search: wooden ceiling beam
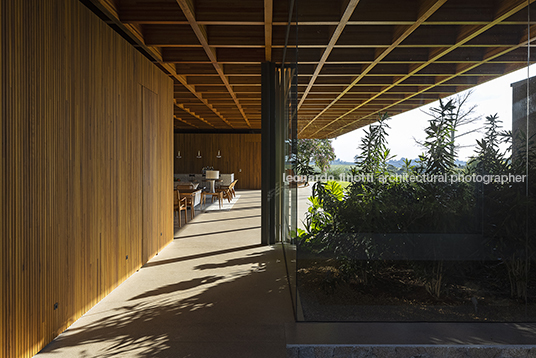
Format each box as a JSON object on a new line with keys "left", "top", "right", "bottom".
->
{"left": 174, "top": 115, "right": 200, "bottom": 128}
{"left": 93, "top": 0, "right": 237, "bottom": 132}
{"left": 297, "top": 0, "right": 361, "bottom": 111}
{"left": 307, "top": 0, "right": 535, "bottom": 138}
{"left": 320, "top": 22, "right": 536, "bottom": 139}
{"left": 299, "top": 0, "right": 448, "bottom": 136}
{"left": 265, "top": 0, "right": 273, "bottom": 61}
{"left": 119, "top": 10, "right": 536, "bottom": 26}
{"left": 176, "top": 0, "right": 252, "bottom": 128}
{"left": 162, "top": 63, "right": 234, "bottom": 128}
{"left": 94, "top": 0, "right": 536, "bottom": 134}
{"left": 91, "top": 0, "right": 163, "bottom": 61}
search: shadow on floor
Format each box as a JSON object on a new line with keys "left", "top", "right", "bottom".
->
{"left": 37, "top": 247, "right": 292, "bottom": 358}
{"left": 143, "top": 244, "right": 263, "bottom": 268}
{"left": 209, "top": 205, "right": 262, "bottom": 211}
{"left": 174, "top": 226, "right": 261, "bottom": 240}
{"left": 194, "top": 251, "right": 269, "bottom": 271}
{"left": 129, "top": 275, "right": 225, "bottom": 301}
{"left": 186, "top": 214, "right": 262, "bottom": 225}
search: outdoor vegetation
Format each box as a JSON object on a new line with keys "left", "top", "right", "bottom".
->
{"left": 295, "top": 96, "right": 536, "bottom": 321}
{"left": 296, "top": 138, "right": 336, "bottom": 176}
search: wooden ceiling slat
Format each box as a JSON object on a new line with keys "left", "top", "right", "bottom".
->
{"left": 299, "top": 0, "right": 449, "bottom": 136}
{"left": 194, "top": 0, "right": 265, "bottom": 22}
{"left": 307, "top": 0, "right": 536, "bottom": 138}
{"left": 90, "top": 0, "right": 535, "bottom": 135}
{"left": 174, "top": 115, "right": 200, "bottom": 128}
{"left": 175, "top": 102, "right": 217, "bottom": 127}
{"left": 144, "top": 24, "right": 200, "bottom": 46}
{"left": 163, "top": 63, "right": 234, "bottom": 128}
{"left": 265, "top": 0, "right": 273, "bottom": 61}
{"left": 176, "top": 0, "right": 253, "bottom": 128}
{"left": 321, "top": 22, "right": 536, "bottom": 138}
{"left": 297, "top": 0, "right": 361, "bottom": 110}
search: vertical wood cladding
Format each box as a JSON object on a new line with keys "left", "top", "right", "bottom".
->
{"left": 174, "top": 134, "right": 262, "bottom": 189}
{"left": 0, "top": 1, "right": 173, "bottom": 357}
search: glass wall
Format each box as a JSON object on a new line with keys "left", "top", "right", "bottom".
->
{"left": 279, "top": 64, "right": 299, "bottom": 318}
{"left": 292, "top": 5, "right": 536, "bottom": 322}
{"left": 261, "top": 0, "right": 299, "bottom": 316}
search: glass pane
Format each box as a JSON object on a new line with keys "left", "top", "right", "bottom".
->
{"left": 295, "top": 4, "right": 536, "bottom": 322}
{"left": 279, "top": 3, "right": 299, "bottom": 317}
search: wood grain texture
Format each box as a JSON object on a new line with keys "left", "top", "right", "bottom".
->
{"left": 0, "top": 1, "right": 173, "bottom": 357}
{"left": 93, "top": 0, "right": 535, "bottom": 138}
{"left": 174, "top": 133, "right": 261, "bottom": 189}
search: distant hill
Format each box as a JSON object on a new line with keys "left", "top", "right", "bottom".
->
{"left": 331, "top": 157, "right": 467, "bottom": 167}
{"left": 387, "top": 158, "right": 467, "bottom": 168}
{"left": 331, "top": 158, "right": 354, "bottom": 165}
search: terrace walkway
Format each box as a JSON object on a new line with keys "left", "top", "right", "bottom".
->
{"left": 35, "top": 190, "right": 295, "bottom": 358}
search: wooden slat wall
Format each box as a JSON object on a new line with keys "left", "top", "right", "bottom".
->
{"left": 174, "top": 133, "right": 262, "bottom": 189}
{"left": 0, "top": 1, "right": 173, "bottom": 357}
{"left": 0, "top": 2, "right": 4, "bottom": 357}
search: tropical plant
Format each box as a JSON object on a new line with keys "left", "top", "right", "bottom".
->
{"left": 297, "top": 98, "right": 534, "bottom": 303}
{"left": 468, "top": 114, "right": 534, "bottom": 300}
{"left": 303, "top": 181, "right": 345, "bottom": 234}
{"left": 417, "top": 98, "right": 458, "bottom": 175}
{"left": 470, "top": 113, "right": 508, "bottom": 176}
{"left": 353, "top": 112, "right": 394, "bottom": 176}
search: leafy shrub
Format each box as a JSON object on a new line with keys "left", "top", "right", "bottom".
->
{"left": 297, "top": 103, "right": 536, "bottom": 301}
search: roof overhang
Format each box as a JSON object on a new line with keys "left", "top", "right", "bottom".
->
{"left": 83, "top": 0, "right": 536, "bottom": 138}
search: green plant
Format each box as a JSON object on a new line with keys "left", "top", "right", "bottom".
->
{"left": 467, "top": 114, "right": 535, "bottom": 300}
{"left": 423, "top": 261, "right": 444, "bottom": 298}
{"left": 353, "top": 112, "right": 394, "bottom": 177}
{"left": 418, "top": 99, "right": 457, "bottom": 175}
{"left": 297, "top": 138, "right": 336, "bottom": 174}
{"left": 295, "top": 158, "right": 318, "bottom": 176}
{"left": 324, "top": 165, "right": 351, "bottom": 180}
{"left": 470, "top": 114, "right": 508, "bottom": 176}
{"left": 297, "top": 99, "right": 535, "bottom": 303}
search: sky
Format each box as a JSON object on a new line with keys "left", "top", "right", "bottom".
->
{"left": 332, "top": 64, "right": 536, "bottom": 162}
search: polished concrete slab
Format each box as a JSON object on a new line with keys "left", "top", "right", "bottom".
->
{"left": 35, "top": 190, "right": 295, "bottom": 358}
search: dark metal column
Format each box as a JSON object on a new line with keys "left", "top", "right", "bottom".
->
{"left": 261, "top": 62, "right": 276, "bottom": 245}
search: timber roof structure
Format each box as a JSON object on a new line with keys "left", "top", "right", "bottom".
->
{"left": 87, "top": 0, "right": 536, "bottom": 138}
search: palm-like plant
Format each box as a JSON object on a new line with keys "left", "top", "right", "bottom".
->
{"left": 418, "top": 99, "right": 457, "bottom": 175}
{"left": 353, "top": 112, "right": 394, "bottom": 177}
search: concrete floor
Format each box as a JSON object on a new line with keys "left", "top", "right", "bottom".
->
{"left": 35, "top": 190, "right": 295, "bottom": 358}
{"left": 34, "top": 186, "right": 536, "bottom": 357}
{"left": 297, "top": 182, "right": 313, "bottom": 231}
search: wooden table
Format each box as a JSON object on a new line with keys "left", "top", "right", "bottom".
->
{"left": 202, "top": 178, "right": 222, "bottom": 193}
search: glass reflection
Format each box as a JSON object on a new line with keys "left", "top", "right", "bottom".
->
{"left": 296, "top": 68, "right": 535, "bottom": 322}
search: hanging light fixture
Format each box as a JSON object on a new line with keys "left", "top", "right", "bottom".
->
{"left": 196, "top": 150, "right": 202, "bottom": 159}
{"left": 176, "top": 150, "right": 182, "bottom": 159}
{"left": 216, "top": 150, "right": 221, "bottom": 159}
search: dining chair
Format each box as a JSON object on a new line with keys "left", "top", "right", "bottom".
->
{"left": 201, "top": 191, "right": 223, "bottom": 209}
{"left": 184, "top": 193, "right": 196, "bottom": 220}
{"left": 217, "top": 179, "right": 238, "bottom": 202}
{"left": 174, "top": 189, "right": 188, "bottom": 227}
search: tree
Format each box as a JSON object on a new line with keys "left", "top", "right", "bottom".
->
{"left": 419, "top": 90, "right": 482, "bottom": 157}
{"left": 297, "top": 139, "right": 336, "bottom": 174}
